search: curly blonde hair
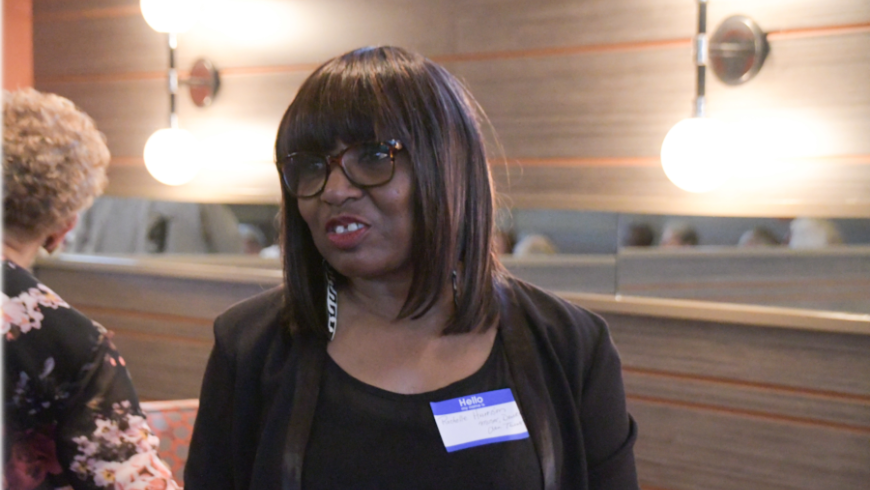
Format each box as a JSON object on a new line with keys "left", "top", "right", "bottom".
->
{"left": 3, "top": 88, "right": 110, "bottom": 240}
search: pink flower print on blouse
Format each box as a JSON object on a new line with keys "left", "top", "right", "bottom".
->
{"left": 34, "top": 284, "right": 69, "bottom": 309}
{"left": 2, "top": 284, "right": 70, "bottom": 340}
{"left": 0, "top": 292, "right": 28, "bottom": 340}
{"left": 70, "top": 403, "right": 179, "bottom": 490}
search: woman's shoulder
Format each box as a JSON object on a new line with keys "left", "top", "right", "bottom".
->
{"left": 211, "top": 285, "right": 288, "bottom": 357}
{"left": 503, "top": 276, "right": 606, "bottom": 330}
{"left": 501, "top": 276, "right": 610, "bottom": 362}
{"left": 3, "top": 259, "right": 106, "bottom": 351}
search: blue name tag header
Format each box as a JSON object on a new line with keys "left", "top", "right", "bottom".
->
{"left": 430, "top": 388, "right": 517, "bottom": 415}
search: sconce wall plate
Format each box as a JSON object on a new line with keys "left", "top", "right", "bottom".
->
{"left": 709, "top": 15, "right": 769, "bottom": 85}
{"left": 188, "top": 58, "right": 220, "bottom": 107}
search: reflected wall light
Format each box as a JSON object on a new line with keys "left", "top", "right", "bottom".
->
{"left": 140, "top": 0, "right": 219, "bottom": 186}
{"left": 661, "top": 0, "right": 769, "bottom": 193}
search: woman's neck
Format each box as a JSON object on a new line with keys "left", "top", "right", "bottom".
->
{"left": 340, "top": 274, "right": 454, "bottom": 337}
{"left": 3, "top": 237, "right": 42, "bottom": 269}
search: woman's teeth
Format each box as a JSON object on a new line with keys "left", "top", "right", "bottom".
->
{"left": 333, "top": 223, "right": 363, "bottom": 234}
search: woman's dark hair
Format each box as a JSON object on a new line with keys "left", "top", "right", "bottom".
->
{"left": 275, "top": 46, "right": 502, "bottom": 339}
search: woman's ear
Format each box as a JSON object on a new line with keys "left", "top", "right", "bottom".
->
{"left": 42, "top": 214, "right": 79, "bottom": 253}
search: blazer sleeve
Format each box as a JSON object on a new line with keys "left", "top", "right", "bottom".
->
{"left": 579, "top": 313, "right": 639, "bottom": 490}
{"left": 185, "top": 323, "right": 236, "bottom": 489}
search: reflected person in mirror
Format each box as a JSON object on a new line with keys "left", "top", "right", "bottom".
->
{"left": 2, "top": 89, "right": 180, "bottom": 490}
{"left": 185, "top": 46, "right": 639, "bottom": 490}
{"left": 659, "top": 222, "right": 699, "bottom": 247}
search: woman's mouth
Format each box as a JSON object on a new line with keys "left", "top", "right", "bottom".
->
{"left": 325, "top": 218, "right": 369, "bottom": 249}
{"left": 330, "top": 222, "right": 365, "bottom": 234}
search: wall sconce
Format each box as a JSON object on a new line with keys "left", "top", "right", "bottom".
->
{"left": 660, "top": 0, "right": 769, "bottom": 193}
{"left": 140, "top": 0, "right": 219, "bottom": 186}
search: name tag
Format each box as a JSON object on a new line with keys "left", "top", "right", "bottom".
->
{"left": 430, "top": 388, "right": 529, "bottom": 452}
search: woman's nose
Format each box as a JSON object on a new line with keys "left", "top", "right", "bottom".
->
{"left": 320, "top": 163, "right": 363, "bottom": 205}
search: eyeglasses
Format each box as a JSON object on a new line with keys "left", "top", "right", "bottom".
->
{"left": 279, "top": 140, "right": 404, "bottom": 198}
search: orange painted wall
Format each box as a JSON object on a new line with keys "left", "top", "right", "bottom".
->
{"left": 3, "top": 0, "right": 34, "bottom": 90}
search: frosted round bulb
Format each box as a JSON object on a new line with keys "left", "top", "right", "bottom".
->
{"left": 660, "top": 117, "right": 732, "bottom": 193}
{"left": 143, "top": 128, "right": 202, "bottom": 186}
{"left": 140, "top": 0, "right": 203, "bottom": 33}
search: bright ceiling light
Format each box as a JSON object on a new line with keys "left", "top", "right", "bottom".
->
{"left": 143, "top": 128, "right": 202, "bottom": 186}
{"left": 661, "top": 117, "right": 731, "bottom": 193}
{"left": 140, "top": 0, "right": 204, "bottom": 33}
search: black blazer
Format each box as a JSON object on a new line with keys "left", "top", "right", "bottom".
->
{"left": 184, "top": 278, "right": 638, "bottom": 490}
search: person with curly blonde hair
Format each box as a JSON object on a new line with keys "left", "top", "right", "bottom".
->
{"left": 3, "top": 89, "right": 180, "bottom": 490}
{"left": 3, "top": 88, "right": 110, "bottom": 257}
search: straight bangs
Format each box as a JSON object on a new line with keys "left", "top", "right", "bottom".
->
{"left": 276, "top": 54, "right": 412, "bottom": 158}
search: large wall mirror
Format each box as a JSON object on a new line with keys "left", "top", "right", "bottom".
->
{"left": 62, "top": 196, "right": 870, "bottom": 317}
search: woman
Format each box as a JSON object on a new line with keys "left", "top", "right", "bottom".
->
{"left": 3, "top": 89, "right": 179, "bottom": 490}
{"left": 186, "top": 46, "right": 638, "bottom": 489}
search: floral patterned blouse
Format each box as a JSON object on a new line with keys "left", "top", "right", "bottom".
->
{"left": 3, "top": 259, "right": 180, "bottom": 490}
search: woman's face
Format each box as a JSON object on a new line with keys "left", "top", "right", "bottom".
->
{"left": 297, "top": 141, "right": 415, "bottom": 283}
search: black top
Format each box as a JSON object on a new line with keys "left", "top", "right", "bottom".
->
{"left": 185, "top": 278, "right": 639, "bottom": 490}
{"left": 2, "top": 259, "right": 179, "bottom": 490}
{"left": 303, "top": 335, "right": 543, "bottom": 489}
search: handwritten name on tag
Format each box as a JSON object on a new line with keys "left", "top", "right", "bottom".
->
{"left": 430, "top": 388, "right": 529, "bottom": 452}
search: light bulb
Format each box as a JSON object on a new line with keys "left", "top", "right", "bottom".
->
{"left": 660, "top": 117, "right": 732, "bottom": 193}
{"left": 143, "top": 128, "right": 202, "bottom": 186}
{"left": 140, "top": 0, "right": 204, "bottom": 33}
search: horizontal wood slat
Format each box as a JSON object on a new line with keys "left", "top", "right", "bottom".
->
{"left": 34, "top": 267, "right": 274, "bottom": 318}
{"left": 629, "top": 400, "right": 870, "bottom": 490}
{"left": 624, "top": 371, "right": 870, "bottom": 431}
{"left": 111, "top": 333, "right": 211, "bottom": 401}
{"left": 604, "top": 313, "right": 870, "bottom": 397}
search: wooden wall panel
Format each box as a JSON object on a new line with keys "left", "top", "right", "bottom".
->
{"left": 31, "top": 0, "right": 870, "bottom": 217}
{"left": 36, "top": 78, "right": 166, "bottom": 161}
{"left": 603, "top": 313, "right": 870, "bottom": 396}
{"left": 34, "top": 14, "right": 164, "bottom": 78}
{"left": 456, "top": 0, "right": 696, "bottom": 52}
{"left": 451, "top": 47, "right": 692, "bottom": 159}
{"left": 705, "top": 0, "right": 870, "bottom": 32}
{"left": 623, "top": 370, "right": 870, "bottom": 430}
{"left": 458, "top": 0, "right": 870, "bottom": 53}
{"left": 602, "top": 309, "right": 870, "bottom": 489}
{"left": 34, "top": 267, "right": 276, "bottom": 318}
{"left": 33, "top": 0, "right": 138, "bottom": 14}
{"left": 630, "top": 401, "right": 870, "bottom": 490}
{"left": 177, "top": 0, "right": 457, "bottom": 70}
{"left": 111, "top": 333, "right": 212, "bottom": 401}
{"left": 492, "top": 163, "right": 870, "bottom": 217}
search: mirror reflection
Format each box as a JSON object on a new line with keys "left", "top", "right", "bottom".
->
{"left": 616, "top": 214, "right": 870, "bottom": 314}
{"left": 65, "top": 197, "right": 869, "bottom": 315}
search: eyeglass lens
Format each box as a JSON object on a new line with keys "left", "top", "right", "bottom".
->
{"left": 283, "top": 141, "right": 397, "bottom": 198}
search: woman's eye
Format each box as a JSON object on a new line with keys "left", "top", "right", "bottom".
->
{"left": 297, "top": 157, "right": 326, "bottom": 172}
{"left": 358, "top": 147, "right": 390, "bottom": 164}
